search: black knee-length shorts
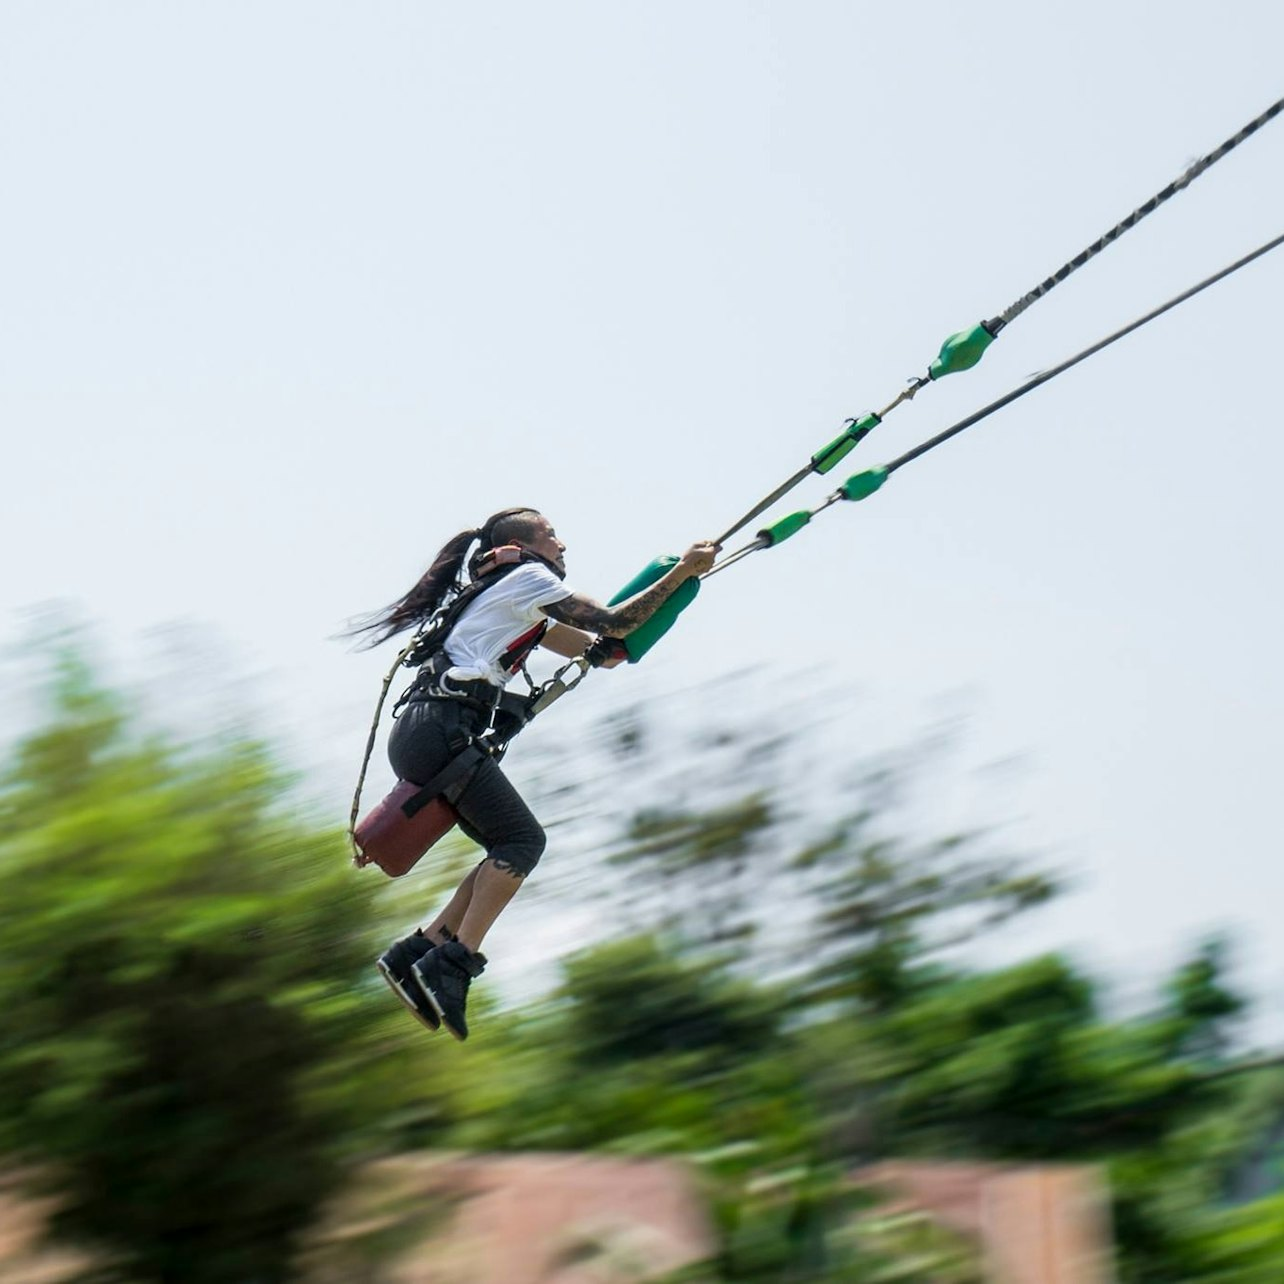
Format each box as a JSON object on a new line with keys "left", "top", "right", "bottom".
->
{"left": 387, "top": 698, "right": 546, "bottom": 875}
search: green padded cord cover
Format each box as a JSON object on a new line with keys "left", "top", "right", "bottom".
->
{"left": 607, "top": 556, "right": 702, "bottom": 661}
{"left": 928, "top": 322, "right": 995, "bottom": 380}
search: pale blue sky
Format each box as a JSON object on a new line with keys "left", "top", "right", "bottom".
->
{"left": 3, "top": 3, "right": 1282, "bottom": 1030}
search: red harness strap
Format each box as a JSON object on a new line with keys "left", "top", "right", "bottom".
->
{"left": 498, "top": 620, "right": 549, "bottom": 674}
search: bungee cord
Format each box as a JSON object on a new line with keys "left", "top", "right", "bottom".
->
{"left": 704, "top": 229, "right": 1284, "bottom": 579}
{"left": 714, "top": 94, "right": 1284, "bottom": 547}
{"left": 353, "top": 97, "right": 1284, "bottom": 870}
{"left": 884, "top": 235, "right": 1284, "bottom": 476}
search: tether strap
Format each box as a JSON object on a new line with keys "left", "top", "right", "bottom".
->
{"left": 348, "top": 638, "right": 416, "bottom": 856}
{"left": 401, "top": 743, "right": 487, "bottom": 819}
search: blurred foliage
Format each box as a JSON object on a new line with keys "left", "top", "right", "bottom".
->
{"left": 5, "top": 645, "right": 1284, "bottom": 1281}
{"left": 654, "top": 1163, "right": 983, "bottom": 1283}
{"left": 0, "top": 638, "right": 449, "bottom": 1280}
{"left": 460, "top": 691, "right": 1275, "bottom": 1281}
{"left": 1170, "top": 1189, "right": 1284, "bottom": 1282}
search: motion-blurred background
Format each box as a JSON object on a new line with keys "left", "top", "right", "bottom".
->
{"left": 3, "top": 3, "right": 1284, "bottom": 1279}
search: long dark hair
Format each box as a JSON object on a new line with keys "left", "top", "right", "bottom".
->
{"left": 350, "top": 507, "right": 542, "bottom": 648}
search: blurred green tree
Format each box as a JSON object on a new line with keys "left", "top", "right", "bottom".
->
{"left": 868, "top": 952, "right": 1238, "bottom": 1151}
{"left": 562, "top": 934, "right": 778, "bottom": 1067}
{"left": 530, "top": 695, "right": 1265, "bottom": 1281}
{"left": 0, "top": 640, "right": 431, "bottom": 1281}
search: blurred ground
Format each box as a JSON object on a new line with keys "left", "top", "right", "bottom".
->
{"left": 1, "top": 1155, "right": 1119, "bottom": 1283}
{"left": 0, "top": 1155, "right": 713, "bottom": 1284}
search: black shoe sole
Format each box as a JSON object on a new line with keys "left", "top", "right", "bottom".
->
{"left": 413, "top": 970, "right": 467, "bottom": 1042}
{"left": 376, "top": 957, "right": 441, "bottom": 1033}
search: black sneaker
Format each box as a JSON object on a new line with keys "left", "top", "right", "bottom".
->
{"left": 413, "top": 940, "right": 487, "bottom": 1041}
{"left": 376, "top": 930, "right": 440, "bottom": 1032}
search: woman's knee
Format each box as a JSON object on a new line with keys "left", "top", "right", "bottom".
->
{"left": 493, "top": 822, "right": 546, "bottom": 877}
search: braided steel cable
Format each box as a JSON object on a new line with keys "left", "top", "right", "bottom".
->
{"left": 989, "top": 95, "right": 1284, "bottom": 333}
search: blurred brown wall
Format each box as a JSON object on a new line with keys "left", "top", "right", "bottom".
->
{"left": 857, "top": 1161, "right": 1115, "bottom": 1284}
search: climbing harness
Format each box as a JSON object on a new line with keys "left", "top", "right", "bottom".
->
{"left": 349, "top": 548, "right": 595, "bottom": 872}
{"left": 349, "top": 552, "right": 534, "bottom": 859}
{"left": 351, "top": 95, "right": 1284, "bottom": 876}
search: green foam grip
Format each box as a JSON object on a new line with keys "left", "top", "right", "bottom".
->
{"left": 811, "top": 431, "right": 857, "bottom": 474}
{"left": 840, "top": 467, "right": 887, "bottom": 502}
{"left": 607, "top": 555, "right": 702, "bottom": 662}
{"left": 928, "top": 322, "right": 995, "bottom": 380}
{"left": 760, "top": 510, "right": 811, "bottom": 546}
{"left": 812, "top": 413, "right": 882, "bottom": 475}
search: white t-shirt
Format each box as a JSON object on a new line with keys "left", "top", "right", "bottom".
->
{"left": 443, "top": 563, "right": 574, "bottom": 688}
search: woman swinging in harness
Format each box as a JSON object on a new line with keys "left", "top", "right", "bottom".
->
{"left": 354, "top": 508, "right": 719, "bottom": 1040}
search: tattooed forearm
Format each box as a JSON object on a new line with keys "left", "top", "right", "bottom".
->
{"left": 543, "top": 595, "right": 623, "bottom": 633}
{"left": 544, "top": 568, "right": 691, "bottom": 636}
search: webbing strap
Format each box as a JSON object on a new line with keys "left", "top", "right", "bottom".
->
{"left": 401, "top": 744, "right": 487, "bottom": 819}
{"left": 498, "top": 620, "right": 548, "bottom": 674}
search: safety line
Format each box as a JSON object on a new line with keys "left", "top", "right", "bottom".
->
{"left": 713, "top": 94, "right": 1284, "bottom": 547}
{"left": 886, "top": 229, "right": 1284, "bottom": 475}
{"left": 991, "top": 95, "right": 1284, "bottom": 332}
{"left": 705, "top": 229, "right": 1284, "bottom": 578}
{"left": 349, "top": 637, "right": 417, "bottom": 857}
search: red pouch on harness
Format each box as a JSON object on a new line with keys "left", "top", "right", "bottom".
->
{"left": 353, "top": 781, "right": 460, "bottom": 878}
